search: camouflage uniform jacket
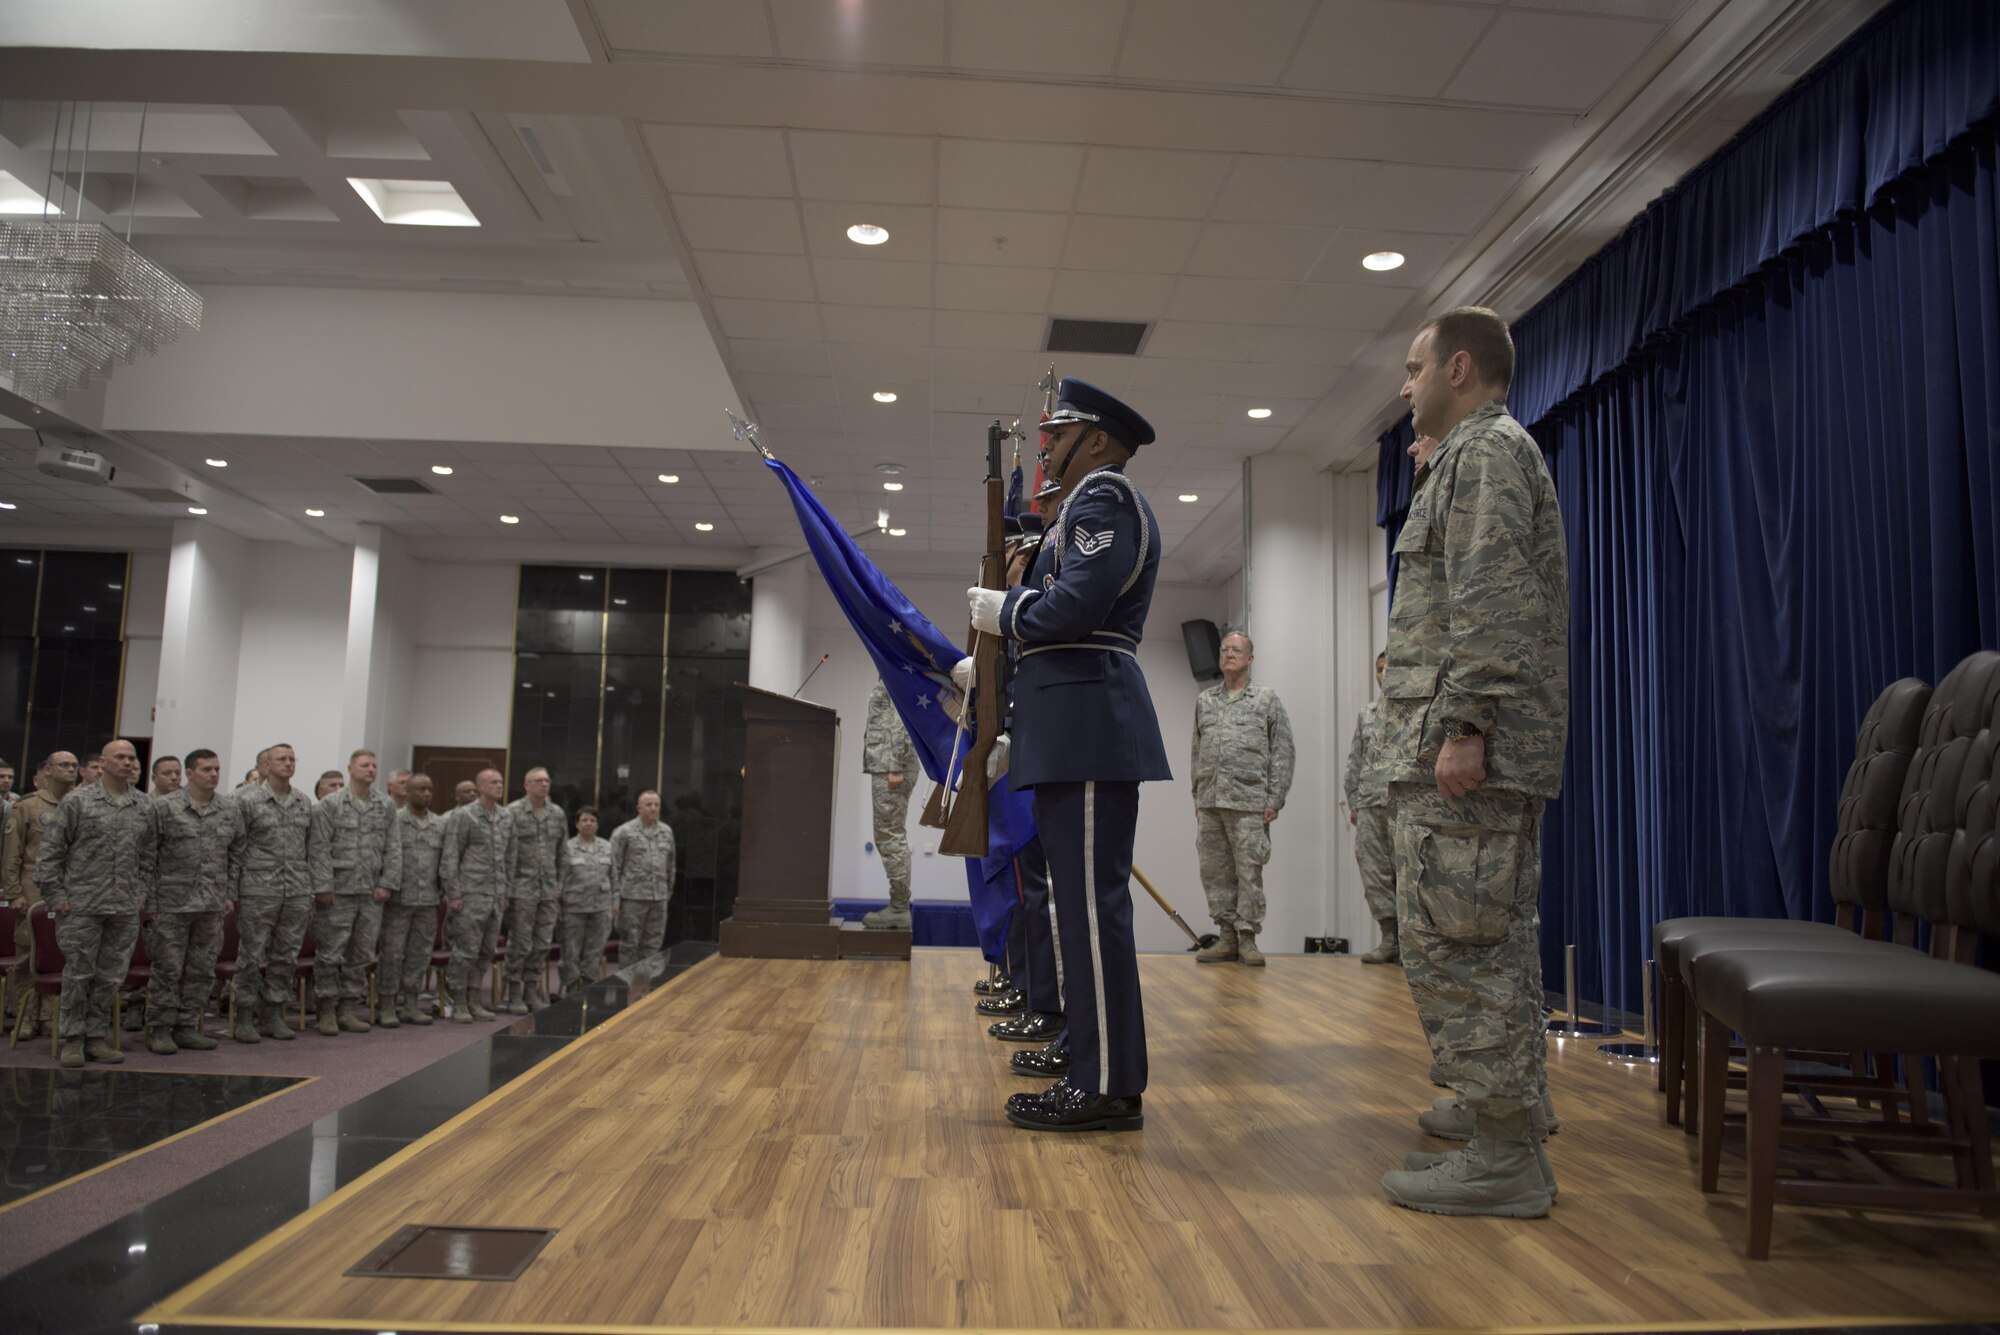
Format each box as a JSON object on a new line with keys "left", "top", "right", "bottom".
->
{"left": 154, "top": 789, "right": 246, "bottom": 913}
{"left": 392, "top": 808, "right": 446, "bottom": 907}
{"left": 36, "top": 782, "right": 158, "bottom": 915}
{"left": 442, "top": 801, "right": 516, "bottom": 901}
{"left": 1343, "top": 698, "right": 1392, "bottom": 810}
{"left": 1190, "top": 682, "right": 1297, "bottom": 812}
{"left": 608, "top": 818, "right": 675, "bottom": 901}
{"left": 237, "top": 785, "right": 315, "bottom": 899}
{"left": 1381, "top": 399, "right": 1570, "bottom": 798}
{"left": 309, "top": 788, "right": 403, "bottom": 897}
{"left": 2, "top": 785, "right": 65, "bottom": 906}
{"left": 562, "top": 836, "right": 616, "bottom": 914}
{"left": 862, "top": 680, "right": 918, "bottom": 774}
{"left": 507, "top": 798, "right": 567, "bottom": 901}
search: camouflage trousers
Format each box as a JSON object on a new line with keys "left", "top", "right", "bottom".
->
{"left": 234, "top": 896, "right": 312, "bottom": 1013}
{"left": 560, "top": 908, "right": 612, "bottom": 991}
{"left": 620, "top": 897, "right": 669, "bottom": 963}
{"left": 1391, "top": 783, "right": 1548, "bottom": 1114}
{"left": 502, "top": 894, "right": 560, "bottom": 995}
{"left": 444, "top": 895, "right": 503, "bottom": 1008}
{"left": 1194, "top": 807, "right": 1270, "bottom": 931}
{"left": 313, "top": 895, "right": 384, "bottom": 1005}
{"left": 7, "top": 906, "right": 54, "bottom": 1024}
{"left": 378, "top": 900, "right": 438, "bottom": 1001}
{"left": 870, "top": 773, "right": 913, "bottom": 904}
{"left": 145, "top": 910, "right": 225, "bottom": 1031}
{"left": 55, "top": 912, "right": 140, "bottom": 1041}
{"left": 1354, "top": 803, "right": 1397, "bottom": 924}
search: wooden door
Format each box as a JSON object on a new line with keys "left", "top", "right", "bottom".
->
{"left": 411, "top": 746, "right": 508, "bottom": 813}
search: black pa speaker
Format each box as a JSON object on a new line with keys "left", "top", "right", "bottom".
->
{"left": 1181, "top": 619, "right": 1222, "bottom": 682}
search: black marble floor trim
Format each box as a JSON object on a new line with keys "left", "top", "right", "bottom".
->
{"left": 0, "top": 940, "right": 716, "bottom": 1335}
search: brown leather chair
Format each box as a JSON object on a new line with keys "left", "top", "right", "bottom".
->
{"left": 1691, "top": 665, "right": 2000, "bottom": 1258}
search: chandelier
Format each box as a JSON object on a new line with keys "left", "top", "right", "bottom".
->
{"left": 0, "top": 103, "right": 202, "bottom": 405}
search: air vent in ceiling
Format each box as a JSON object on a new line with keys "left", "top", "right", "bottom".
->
{"left": 354, "top": 476, "right": 437, "bottom": 495}
{"left": 1045, "top": 317, "right": 1150, "bottom": 356}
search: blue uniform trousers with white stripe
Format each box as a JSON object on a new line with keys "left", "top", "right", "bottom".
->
{"left": 1034, "top": 780, "right": 1145, "bottom": 1097}
{"left": 1014, "top": 835, "right": 1063, "bottom": 1018}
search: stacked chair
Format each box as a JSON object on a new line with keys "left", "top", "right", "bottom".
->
{"left": 1687, "top": 651, "right": 2000, "bottom": 1257}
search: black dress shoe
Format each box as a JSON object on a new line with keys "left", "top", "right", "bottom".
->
{"left": 1006, "top": 1078, "right": 1143, "bottom": 1132}
{"left": 975, "top": 991, "right": 1025, "bottom": 1016}
{"left": 1010, "top": 1041, "right": 1071, "bottom": 1078}
{"left": 973, "top": 974, "right": 1013, "bottom": 996}
{"left": 989, "top": 1011, "right": 1064, "bottom": 1042}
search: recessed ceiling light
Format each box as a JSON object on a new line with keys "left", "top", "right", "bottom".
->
{"left": 695, "top": 522, "right": 715, "bottom": 532}
{"left": 82, "top": 604, "right": 97, "bottom": 612}
{"left": 888, "top": 527, "right": 907, "bottom": 537}
{"left": 657, "top": 473, "right": 679, "bottom": 484}
{"left": 846, "top": 223, "right": 889, "bottom": 246}
{"left": 347, "top": 177, "right": 480, "bottom": 227}
{"left": 0, "top": 501, "right": 14, "bottom": 510}
{"left": 872, "top": 391, "right": 898, "bottom": 403}
{"left": 1246, "top": 407, "right": 1273, "bottom": 419}
{"left": 882, "top": 481, "right": 904, "bottom": 492}
{"left": 500, "top": 514, "right": 520, "bottom": 524}
{"left": 521, "top": 682, "right": 534, "bottom": 689}
{"left": 16, "top": 557, "right": 33, "bottom": 564}
{"left": 613, "top": 597, "right": 628, "bottom": 606}
{"left": 204, "top": 457, "right": 227, "bottom": 468}
{"left": 108, "top": 582, "right": 122, "bottom": 589}
{"left": 305, "top": 508, "right": 325, "bottom": 517}
{"left": 1362, "top": 250, "right": 1406, "bottom": 272}
{"left": 431, "top": 464, "right": 454, "bottom": 476}
{"left": 579, "top": 572, "right": 595, "bottom": 581}
{"left": 1178, "top": 493, "right": 1199, "bottom": 503}
{"left": 187, "top": 506, "right": 207, "bottom": 515}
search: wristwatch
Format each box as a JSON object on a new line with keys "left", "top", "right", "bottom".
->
{"left": 1445, "top": 720, "right": 1482, "bottom": 741}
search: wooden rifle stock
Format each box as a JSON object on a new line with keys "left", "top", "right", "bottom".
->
{"left": 934, "top": 420, "right": 1008, "bottom": 857}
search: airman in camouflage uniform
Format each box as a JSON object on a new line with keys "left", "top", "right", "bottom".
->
{"left": 232, "top": 744, "right": 315, "bottom": 1043}
{"left": 3, "top": 751, "right": 78, "bottom": 1037}
{"left": 309, "top": 750, "right": 403, "bottom": 1036}
{"left": 557, "top": 808, "right": 615, "bottom": 994}
{"left": 860, "top": 679, "right": 919, "bottom": 930}
{"left": 1376, "top": 309, "right": 1568, "bottom": 1219}
{"left": 440, "top": 769, "right": 515, "bottom": 1022}
{"left": 1190, "top": 634, "right": 1295, "bottom": 967}
{"left": 501, "top": 769, "right": 566, "bottom": 1012}
{"left": 379, "top": 774, "right": 445, "bottom": 1027}
{"left": 1345, "top": 655, "right": 1399, "bottom": 964}
{"left": 37, "top": 741, "right": 156, "bottom": 1067}
{"left": 610, "top": 791, "right": 675, "bottom": 962}
{"left": 145, "top": 749, "right": 243, "bottom": 1053}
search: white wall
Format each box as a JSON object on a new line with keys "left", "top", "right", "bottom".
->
{"left": 152, "top": 523, "right": 249, "bottom": 768}
{"left": 227, "top": 544, "right": 352, "bottom": 781}
{"left": 118, "top": 549, "right": 169, "bottom": 737}
{"left": 408, "top": 562, "right": 517, "bottom": 751}
{"left": 803, "top": 566, "right": 1229, "bottom": 954}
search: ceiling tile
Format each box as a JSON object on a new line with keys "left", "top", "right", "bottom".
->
{"left": 788, "top": 131, "right": 935, "bottom": 204}
{"left": 1049, "top": 269, "right": 1177, "bottom": 321}
{"left": 946, "top": 0, "right": 1126, "bottom": 75}
{"left": 1183, "top": 221, "right": 1336, "bottom": 281}
{"left": 769, "top": 0, "right": 946, "bottom": 64}
{"left": 1223, "top": 363, "right": 1341, "bottom": 399}
{"left": 593, "top": 0, "right": 774, "bottom": 57}
{"left": 936, "top": 264, "right": 1054, "bottom": 314}
{"left": 1060, "top": 216, "right": 1200, "bottom": 273}
{"left": 1211, "top": 155, "right": 1378, "bottom": 227}
{"left": 1116, "top": 0, "right": 1317, "bottom": 86}
{"left": 932, "top": 310, "right": 1045, "bottom": 351}
{"left": 642, "top": 125, "right": 793, "bottom": 197}
{"left": 800, "top": 200, "right": 935, "bottom": 260}
{"left": 812, "top": 256, "right": 933, "bottom": 306}
{"left": 1275, "top": 281, "right": 1416, "bottom": 331}
{"left": 827, "top": 343, "right": 934, "bottom": 381}
{"left": 834, "top": 378, "right": 930, "bottom": 410}
{"left": 933, "top": 382, "right": 1035, "bottom": 416}
{"left": 1345, "top": 163, "right": 1522, "bottom": 234}
{"left": 936, "top": 208, "right": 1070, "bottom": 268}
{"left": 929, "top": 348, "right": 1043, "bottom": 386}
{"left": 730, "top": 338, "right": 833, "bottom": 376}
{"left": 939, "top": 139, "right": 1087, "bottom": 210}
{"left": 1075, "top": 147, "right": 1232, "bottom": 220}
{"left": 1283, "top": 0, "right": 1486, "bottom": 97}
{"left": 1309, "top": 230, "right": 1463, "bottom": 288}
{"left": 1128, "top": 358, "right": 1240, "bottom": 396}
{"left": 821, "top": 304, "right": 933, "bottom": 345}
{"left": 841, "top": 404, "right": 932, "bottom": 437}
{"left": 1167, "top": 276, "right": 1298, "bottom": 324}
{"left": 739, "top": 373, "right": 839, "bottom": 406}
{"left": 1143, "top": 321, "right": 1261, "bottom": 362}
{"left": 694, "top": 251, "right": 815, "bottom": 301}
{"left": 1445, "top": 10, "right": 1665, "bottom": 111}
{"left": 674, "top": 196, "right": 806, "bottom": 254}
{"left": 1251, "top": 325, "right": 1375, "bottom": 366}
{"left": 711, "top": 297, "right": 824, "bottom": 341}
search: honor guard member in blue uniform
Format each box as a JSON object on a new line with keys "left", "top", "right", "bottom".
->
{"left": 965, "top": 378, "right": 1171, "bottom": 1131}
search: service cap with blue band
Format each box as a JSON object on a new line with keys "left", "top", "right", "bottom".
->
{"left": 1039, "top": 377, "right": 1155, "bottom": 451}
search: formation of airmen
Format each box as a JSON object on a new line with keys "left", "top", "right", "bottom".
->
{"left": 0, "top": 742, "right": 679, "bottom": 1068}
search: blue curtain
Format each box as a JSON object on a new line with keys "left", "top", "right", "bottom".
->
{"left": 1375, "top": 0, "right": 2000, "bottom": 1017}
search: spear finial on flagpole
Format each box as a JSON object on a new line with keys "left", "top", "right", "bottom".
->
{"left": 727, "top": 408, "right": 772, "bottom": 459}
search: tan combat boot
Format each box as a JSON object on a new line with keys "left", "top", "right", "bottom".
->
{"left": 145, "top": 1028, "right": 179, "bottom": 1056}
{"left": 336, "top": 999, "right": 371, "bottom": 1033}
{"left": 174, "top": 1026, "right": 219, "bottom": 1051}
{"left": 84, "top": 1036, "right": 124, "bottom": 1064}
{"left": 863, "top": 882, "right": 913, "bottom": 930}
{"left": 1236, "top": 930, "right": 1267, "bottom": 967}
{"left": 60, "top": 1038, "right": 86, "bottom": 1068}
{"left": 317, "top": 999, "right": 340, "bottom": 1037}
{"left": 1406, "top": 1098, "right": 1558, "bottom": 1199}
{"left": 1195, "top": 923, "right": 1239, "bottom": 964}
{"left": 1360, "top": 919, "right": 1401, "bottom": 964}
{"left": 231, "top": 1007, "right": 261, "bottom": 1044}
{"left": 260, "top": 1002, "right": 296, "bottom": 1040}
{"left": 1382, "top": 1105, "right": 1550, "bottom": 1217}
{"left": 398, "top": 994, "right": 431, "bottom": 1026}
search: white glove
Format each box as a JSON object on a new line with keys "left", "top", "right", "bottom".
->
{"left": 968, "top": 586, "right": 1004, "bottom": 635}
{"left": 985, "top": 734, "right": 1011, "bottom": 783}
{"left": 951, "top": 655, "right": 975, "bottom": 692}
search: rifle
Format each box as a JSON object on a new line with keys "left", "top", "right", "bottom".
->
{"left": 920, "top": 419, "right": 1007, "bottom": 856}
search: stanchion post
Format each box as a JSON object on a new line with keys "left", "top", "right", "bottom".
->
{"left": 1600, "top": 954, "right": 1661, "bottom": 1064}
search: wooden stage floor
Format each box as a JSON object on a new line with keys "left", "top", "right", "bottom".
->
{"left": 146, "top": 950, "right": 2000, "bottom": 1333}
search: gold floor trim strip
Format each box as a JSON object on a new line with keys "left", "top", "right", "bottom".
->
{"left": 142, "top": 957, "right": 715, "bottom": 1325}
{"left": 0, "top": 1073, "right": 316, "bottom": 1218}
